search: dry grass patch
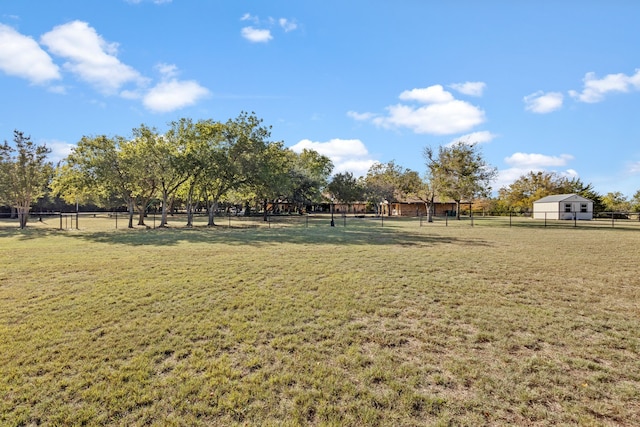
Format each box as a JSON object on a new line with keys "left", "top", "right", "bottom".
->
{"left": 0, "top": 220, "right": 639, "bottom": 425}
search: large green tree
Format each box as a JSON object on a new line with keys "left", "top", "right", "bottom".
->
{"left": 287, "top": 149, "right": 333, "bottom": 213}
{"left": 188, "top": 119, "right": 232, "bottom": 226}
{"left": 51, "top": 135, "right": 138, "bottom": 228}
{"left": 151, "top": 120, "right": 195, "bottom": 227}
{"left": 175, "top": 119, "right": 225, "bottom": 227}
{"left": 424, "top": 142, "right": 497, "bottom": 220}
{"left": 601, "top": 191, "right": 630, "bottom": 213}
{"left": 327, "top": 172, "right": 363, "bottom": 212}
{"left": 122, "top": 127, "right": 162, "bottom": 226}
{"left": 250, "top": 141, "right": 293, "bottom": 221}
{"left": 0, "top": 130, "right": 53, "bottom": 228}
{"left": 219, "top": 112, "right": 290, "bottom": 221}
{"left": 363, "top": 161, "right": 420, "bottom": 216}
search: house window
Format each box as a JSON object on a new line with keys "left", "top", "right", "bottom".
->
{"left": 580, "top": 203, "right": 587, "bottom": 213}
{"left": 564, "top": 203, "right": 572, "bottom": 213}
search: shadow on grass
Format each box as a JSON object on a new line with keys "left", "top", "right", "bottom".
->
{"left": 49, "top": 223, "right": 493, "bottom": 248}
{"left": 0, "top": 225, "right": 60, "bottom": 240}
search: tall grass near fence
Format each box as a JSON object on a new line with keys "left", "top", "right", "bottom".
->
{"left": 0, "top": 222, "right": 639, "bottom": 425}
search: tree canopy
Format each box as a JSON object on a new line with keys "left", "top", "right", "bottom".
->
{"left": 6, "top": 113, "right": 640, "bottom": 226}
{"left": 424, "top": 142, "right": 497, "bottom": 219}
{"left": 49, "top": 112, "right": 333, "bottom": 227}
{"left": 0, "top": 130, "right": 53, "bottom": 228}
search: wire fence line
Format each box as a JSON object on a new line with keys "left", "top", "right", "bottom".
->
{"left": 1, "top": 210, "right": 640, "bottom": 232}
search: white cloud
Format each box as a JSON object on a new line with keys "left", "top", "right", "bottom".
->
{"left": 505, "top": 152, "right": 574, "bottom": 168}
{"left": 241, "top": 13, "right": 258, "bottom": 23}
{"left": 241, "top": 26, "right": 273, "bottom": 43}
{"left": 346, "top": 111, "right": 376, "bottom": 121}
{"left": 495, "top": 168, "right": 529, "bottom": 191}
{"left": 449, "top": 131, "right": 496, "bottom": 146}
{"left": 2, "top": 21, "right": 208, "bottom": 112}
{"left": 40, "top": 21, "right": 145, "bottom": 94}
{"left": 399, "top": 85, "right": 454, "bottom": 103}
{"left": 374, "top": 100, "right": 485, "bottom": 135}
{"left": 279, "top": 18, "right": 298, "bottom": 32}
{"left": 524, "top": 91, "right": 563, "bottom": 113}
{"left": 290, "top": 138, "right": 377, "bottom": 177}
{"left": 569, "top": 69, "right": 640, "bottom": 103}
{"left": 498, "top": 153, "right": 578, "bottom": 189}
{"left": 141, "top": 63, "right": 209, "bottom": 112}
{"left": 353, "top": 84, "right": 485, "bottom": 135}
{"left": 240, "top": 14, "right": 298, "bottom": 42}
{"left": 0, "top": 24, "right": 61, "bottom": 84}
{"left": 44, "top": 139, "right": 75, "bottom": 163}
{"left": 449, "top": 81, "right": 486, "bottom": 97}
{"left": 155, "top": 62, "right": 178, "bottom": 78}
{"left": 143, "top": 78, "right": 210, "bottom": 113}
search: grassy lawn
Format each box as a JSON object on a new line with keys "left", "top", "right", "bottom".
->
{"left": 0, "top": 218, "right": 638, "bottom": 425}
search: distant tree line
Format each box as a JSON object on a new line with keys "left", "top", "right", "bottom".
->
{"left": 2, "top": 112, "right": 640, "bottom": 229}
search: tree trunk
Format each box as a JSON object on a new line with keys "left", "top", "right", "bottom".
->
{"left": 160, "top": 188, "right": 169, "bottom": 227}
{"left": 137, "top": 204, "right": 146, "bottom": 226}
{"left": 186, "top": 190, "right": 194, "bottom": 228}
{"left": 207, "top": 199, "right": 218, "bottom": 226}
{"left": 425, "top": 201, "right": 433, "bottom": 223}
{"left": 263, "top": 199, "right": 268, "bottom": 222}
{"left": 455, "top": 200, "right": 461, "bottom": 220}
{"left": 127, "top": 199, "right": 135, "bottom": 228}
{"left": 17, "top": 205, "right": 29, "bottom": 229}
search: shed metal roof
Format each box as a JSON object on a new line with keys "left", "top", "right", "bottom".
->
{"left": 534, "top": 194, "right": 593, "bottom": 203}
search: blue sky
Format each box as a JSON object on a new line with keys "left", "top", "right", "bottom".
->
{"left": 1, "top": 1, "right": 640, "bottom": 197}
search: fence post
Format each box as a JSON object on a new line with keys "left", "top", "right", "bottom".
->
{"left": 60, "top": 212, "right": 63, "bottom": 230}
{"left": 76, "top": 212, "right": 79, "bottom": 230}
{"left": 115, "top": 211, "right": 118, "bottom": 229}
{"left": 544, "top": 212, "right": 547, "bottom": 228}
{"left": 509, "top": 210, "right": 512, "bottom": 227}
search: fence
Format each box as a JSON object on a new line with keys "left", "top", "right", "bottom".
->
{"left": 1, "top": 210, "right": 640, "bottom": 232}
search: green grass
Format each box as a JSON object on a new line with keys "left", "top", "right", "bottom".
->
{"left": 0, "top": 219, "right": 639, "bottom": 425}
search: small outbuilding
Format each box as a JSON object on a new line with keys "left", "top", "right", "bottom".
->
{"left": 532, "top": 194, "right": 594, "bottom": 220}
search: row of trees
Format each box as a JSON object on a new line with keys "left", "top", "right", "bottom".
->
{"left": 0, "top": 113, "right": 502, "bottom": 228}
{"left": 51, "top": 112, "right": 333, "bottom": 228}
{"left": 327, "top": 142, "right": 498, "bottom": 221}
{"left": 2, "top": 112, "right": 639, "bottom": 229}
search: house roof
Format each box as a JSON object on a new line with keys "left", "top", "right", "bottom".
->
{"left": 397, "top": 196, "right": 459, "bottom": 204}
{"left": 534, "top": 194, "right": 593, "bottom": 203}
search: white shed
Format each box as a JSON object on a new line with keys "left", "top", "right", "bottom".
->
{"left": 533, "top": 194, "right": 593, "bottom": 220}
